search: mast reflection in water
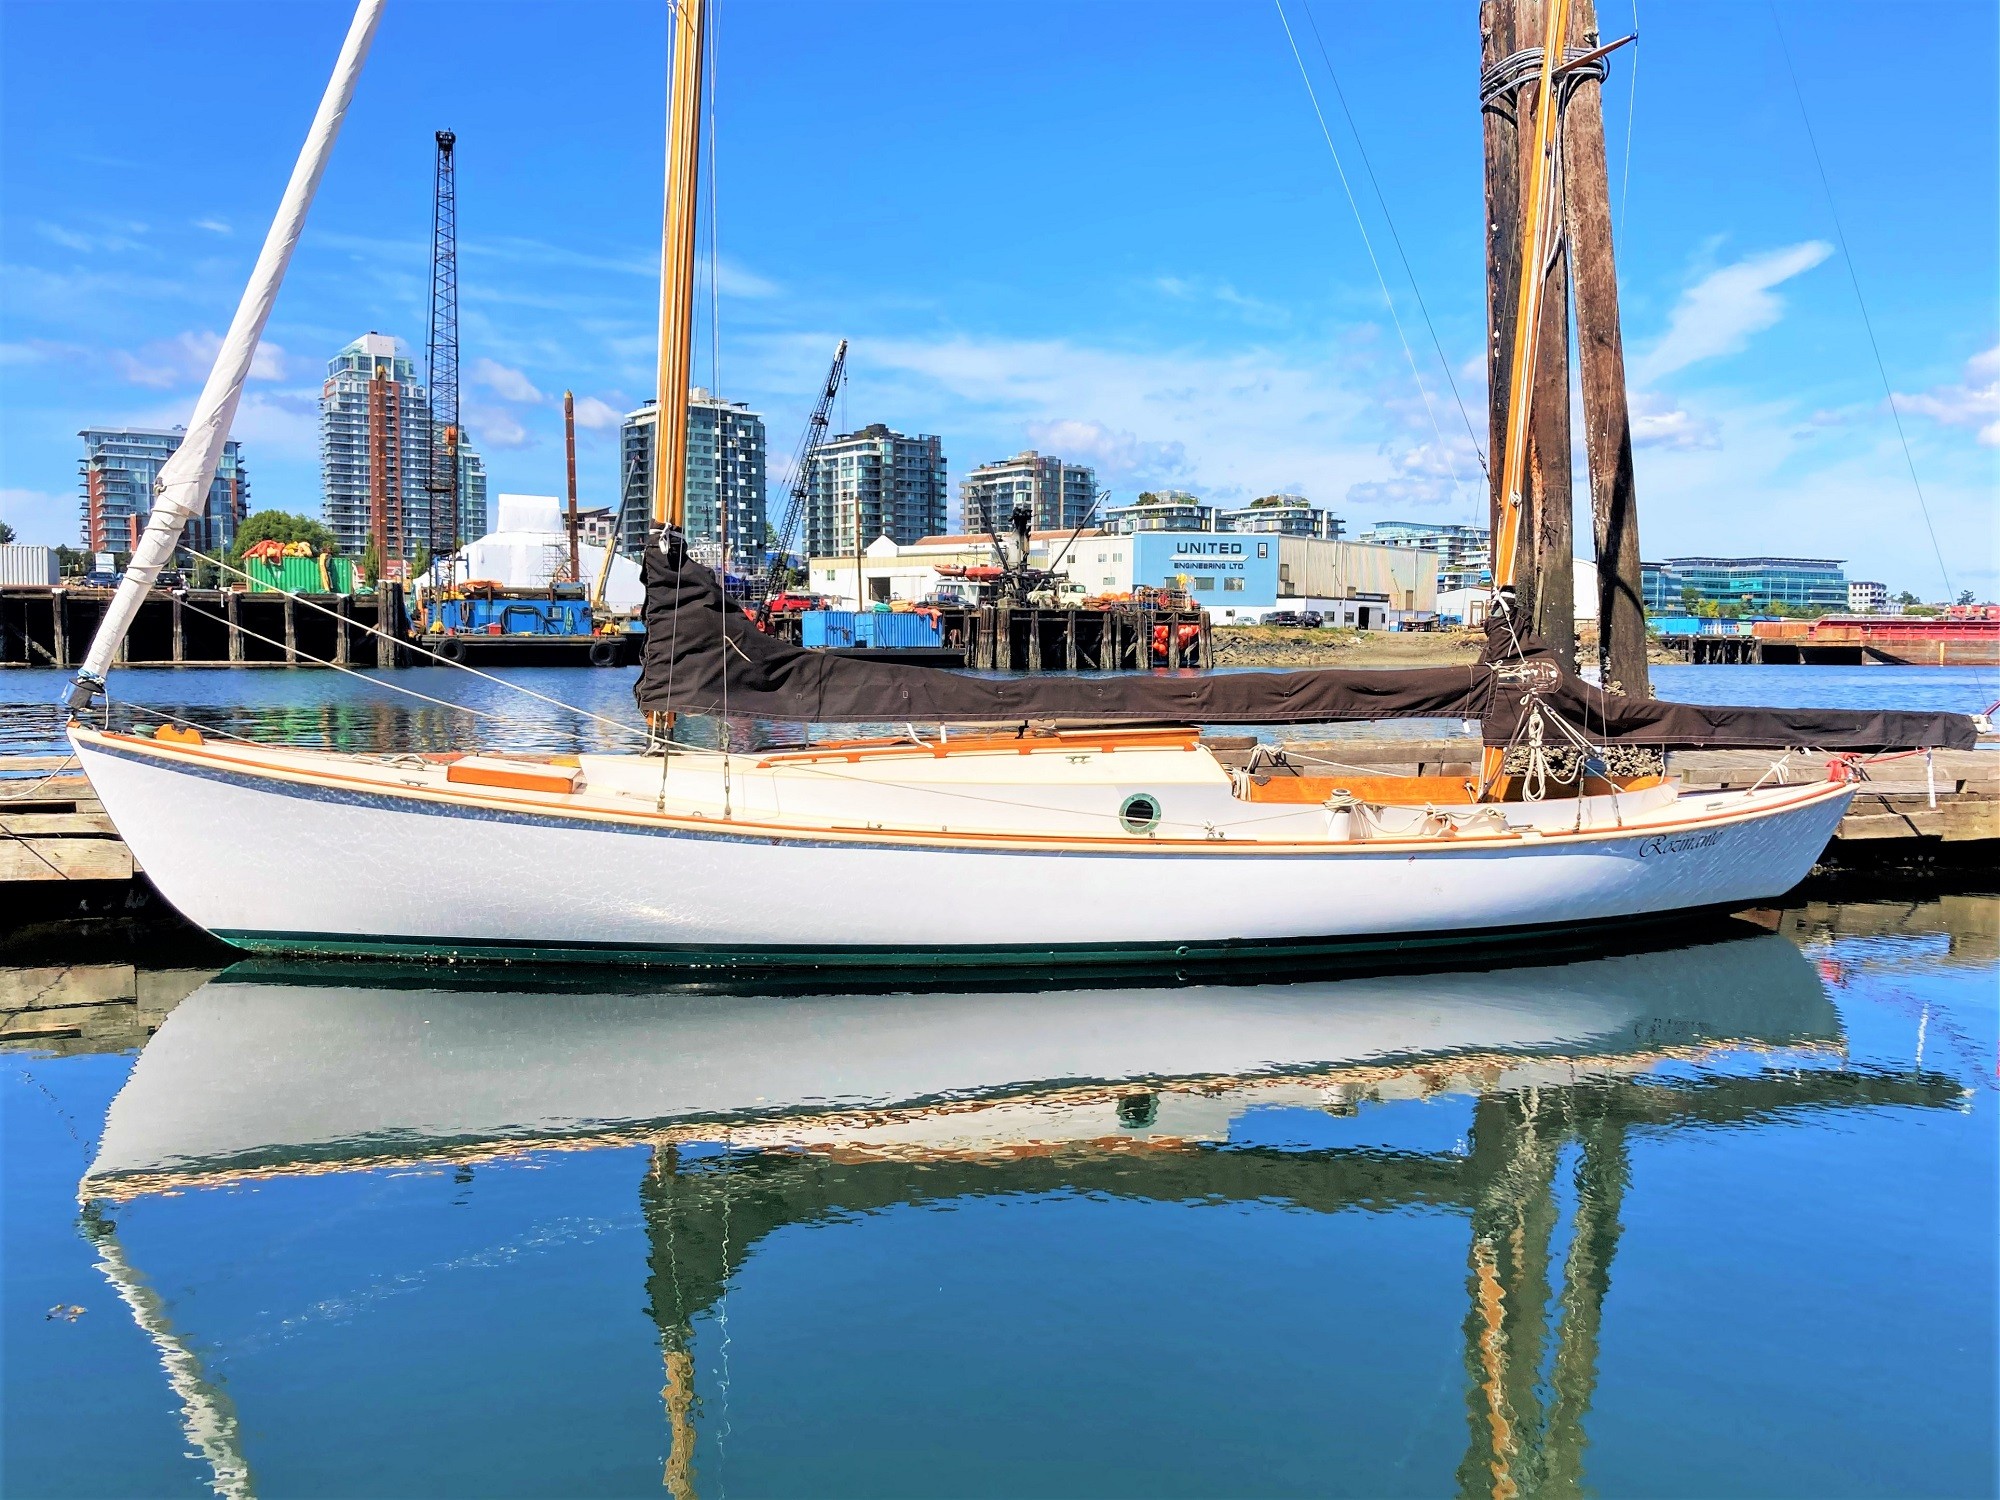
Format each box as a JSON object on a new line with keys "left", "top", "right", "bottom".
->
{"left": 31, "top": 914, "right": 1996, "bottom": 1497}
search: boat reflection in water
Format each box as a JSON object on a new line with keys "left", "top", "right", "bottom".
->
{"left": 80, "top": 930, "right": 1966, "bottom": 1499}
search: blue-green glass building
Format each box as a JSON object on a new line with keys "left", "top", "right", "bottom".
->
{"left": 1644, "top": 556, "right": 1847, "bottom": 613}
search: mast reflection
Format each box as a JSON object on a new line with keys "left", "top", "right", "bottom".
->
{"left": 77, "top": 931, "right": 1965, "bottom": 1500}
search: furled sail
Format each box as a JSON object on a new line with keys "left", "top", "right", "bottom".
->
{"left": 633, "top": 537, "right": 1978, "bottom": 750}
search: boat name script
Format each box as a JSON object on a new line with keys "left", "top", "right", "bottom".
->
{"left": 1637, "top": 829, "right": 1724, "bottom": 858}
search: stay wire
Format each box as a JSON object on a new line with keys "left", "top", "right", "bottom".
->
{"left": 1617, "top": 0, "right": 1638, "bottom": 241}
{"left": 1274, "top": 0, "right": 1474, "bottom": 516}
{"left": 1300, "top": 1, "right": 1489, "bottom": 476}
{"left": 1767, "top": 3, "right": 1952, "bottom": 600}
{"left": 192, "top": 551, "right": 650, "bottom": 744}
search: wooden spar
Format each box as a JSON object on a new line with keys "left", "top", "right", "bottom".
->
{"left": 1490, "top": 0, "right": 1572, "bottom": 600}
{"left": 1562, "top": 0, "right": 1650, "bottom": 696}
{"left": 652, "top": 0, "right": 705, "bottom": 533}
{"left": 563, "top": 390, "right": 581, "bottom": 582}
{"left": 1480, "top": 0, "right": 1523, "bottom": 555}
{"left": 1524, "top": 117, "right": 1575, "bottom": 659}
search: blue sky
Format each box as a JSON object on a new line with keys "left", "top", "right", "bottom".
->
{"left": 2, "top": 0, "right": 1994, "bottom": 597}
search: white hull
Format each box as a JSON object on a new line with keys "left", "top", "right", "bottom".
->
{"left": 70, "top": 726, "right": 1852, "bottom": 967}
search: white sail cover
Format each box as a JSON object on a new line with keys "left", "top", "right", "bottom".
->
{"left": 71, "top": 0, "right": 386, "bottom": 700}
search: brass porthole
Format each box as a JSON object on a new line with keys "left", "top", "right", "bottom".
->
{"left": 1119, "top": 792, "right": 1162, "bottom": 835}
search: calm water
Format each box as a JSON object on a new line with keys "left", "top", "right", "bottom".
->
{"left": 3, "top": 663, "right": 1996, "bottom": 759}
{"left": 5, "top": 897, "right": 1996, "bottom": 1497}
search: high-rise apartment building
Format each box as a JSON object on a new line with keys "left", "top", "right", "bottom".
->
{"left": 961, "top": 451, "right": 1095, "bottom": 535}
{"left": 617, "top": 390, "right": 769, "bottom": 563}
{"left": 319, "top": 332, "right": 485, "bottom": 562}
{"left": 805, "top": 423, "right": 947, "bottom": 560}
{"left": 320, "top": 333, "right": 433, "bottom": 563}
{"left": 1223, "top": 494, "right": 1344, "bottom": 541}
{"left": 78, "top": 427, "right": 250, "bottom": 556}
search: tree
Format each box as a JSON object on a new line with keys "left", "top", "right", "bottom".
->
{"left": 54, "top": 545, "right": 88, "bottom": 577}
{"left": 1957, "top": 590, "right": 1975, "bottom": 606}
{"left": 0, "top": 520, "right": 15, "bottom": 545}
{"left": 1894, "top": 590, "right": 1920, "bottom": 606}
{"left": 1679, "top": 586, "right": 1701, "bottom": 615}
{"left": 231, "top": 509, "right": 337, "bottom": 562}
{"left": 412, "top": 543, "right": 432, "bottom": 581}
{"left": 359, "top": 538, "right": 382, "bottom": 588}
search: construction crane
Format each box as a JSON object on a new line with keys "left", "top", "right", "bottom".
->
{"left": 425, "top": 129, "right": 460, "bottom": 590}
{"left": 765, "top": 339, "right": 846, "bottom": 594}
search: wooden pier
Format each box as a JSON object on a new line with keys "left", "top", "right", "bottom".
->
{"left": 1, "top": 584, "right": 408, "bottom": 669}
{"left": 933, "top": 604, "right": 1212, "bottom": 672}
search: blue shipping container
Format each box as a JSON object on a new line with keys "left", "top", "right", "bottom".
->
{"left": 800, "top": 610, "right": 943, "bottom": 650}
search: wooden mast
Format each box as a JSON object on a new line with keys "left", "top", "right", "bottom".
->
{"left": 1490, "top": 0, "right": 1572, "bottom": 610}
{"left": 652, "top": 0, "right": 706, "bottom": 536}
{"left": 1562, "top": 0, "right": 1649, "bottom": 696}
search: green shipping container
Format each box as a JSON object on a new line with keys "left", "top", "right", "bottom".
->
{"left": 245, "top": 556, "right": 359, "bottom": 594}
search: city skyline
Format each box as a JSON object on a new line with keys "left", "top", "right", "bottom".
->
{"left": 1, "top": 2, "right": 1992, "bottom": 598}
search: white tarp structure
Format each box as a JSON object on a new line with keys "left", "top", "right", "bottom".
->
{"left": 428, "top": 494, "right": 644, "bottom": 611}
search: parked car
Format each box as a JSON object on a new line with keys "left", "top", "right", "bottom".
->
{"left": 153, "top": 568, "right": 186, "bottom": 590}
{"left": 79, "top": 570, "right": 121, "bottom": 589}
{"left": 764, "top": 592, "right": 829, "bottom": 615}
{"left": 1264, "top": 609, "right": 1304, "bottom": 626}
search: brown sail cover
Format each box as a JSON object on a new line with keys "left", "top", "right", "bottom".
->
{"left": 634, "top": 538, "right": 1976, "bottom": 750}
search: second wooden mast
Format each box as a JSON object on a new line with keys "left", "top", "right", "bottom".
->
{"left": 652, "top": 0, "right": 706, "bottom": 539}
{"left": 1481, "top": 0, "right": 1648, "bottom": 697}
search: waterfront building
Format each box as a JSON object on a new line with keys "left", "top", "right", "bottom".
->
{"left": 78, "top": 426, "right": 249, "bottom": 556}
{"left": 1645, "top": 556, "right": 1848, "bottom": 614}
{"left": 805, "top": 529, "right": 1434, "bottom": 627}
{"left": 961, "top": 452, "right": 1096, "bottom": 535}
{"left": 804, "top": 423, "right": 947, "bottom": 561}
{"left": 320, "top": 333, "right": 432, "bottom": 563}
{"left": 1222, "top": 494, "right": 1344, "bottom": 541}
{"left": 617, "top": 391, "right": 769, "bottom": 564}
{"left": 1359, "top": 520, "right": 1491, "bottom": 591}
{"left": 1848, "top": 580, "right": 1889, "bottom": 615}
{"left": 1102, "top": 491, "right": 1219, "bottom": 535}
{"left": 573, "top": 506, "right": 617, "bottom": 549}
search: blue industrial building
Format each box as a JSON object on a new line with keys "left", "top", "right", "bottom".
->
{"left": 1132, "top": 532, "right": 1281, "bottom": 607}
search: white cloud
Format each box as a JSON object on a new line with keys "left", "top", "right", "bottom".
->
{"left": 1022, "top": 419, "right": 1191, "bottom": 488}
{"left": 194, "top": 218, "right": 231, "bottom": 234}
{"left": 1628, "top": 389, "right": 1721, "bottom": 450}
{"left": 470, "top": 357, "right": 544, "bottom": 404}
{"left": 741, "top": 329, "right": 1482, "bottom": 525}
{"left": 571, "top": 395, "right": 625, "bottom": 430}
{"left": 114, "top": 330, "right": 287, "bottom": 388}
{"left": 226, "top": 389, "right": 321, "bottom": 460}
{"left": 1631, "top": 241, "right": 1832, "bottom": 386}
{"left": 1896, "top": 344, "right": 2000, "bottom": 447}
{"left": 467, "top": 403, "right": 534, "bottom": 450}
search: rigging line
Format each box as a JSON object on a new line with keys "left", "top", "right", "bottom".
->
{"left": 708, "top": 0, "right": 732, "bottom": 814}
{"left": 167, "top": 597, "right": 521, "bottom": 728}
{"left": 196, "top": 551, "right": 652, "bottom": 744}
{"left": 1767, "top": 3, "right": 1952, "bottom": 599}
{"left": 1299, "top": 1, "right": 1489, "bottom": 475}
{"left": 1617, "top": 0, "right": 1638, "bottom": 241}
{"left": 1273, "top": 0, "right": 1473, "bottom": 515}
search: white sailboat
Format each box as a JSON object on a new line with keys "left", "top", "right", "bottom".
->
{"left": 63, "top": 0, "right": 1969, "bottom": 969}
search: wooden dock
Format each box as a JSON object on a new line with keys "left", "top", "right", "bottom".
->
{"left": 1, "top": 583, "right": 408, "bottom": 668}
